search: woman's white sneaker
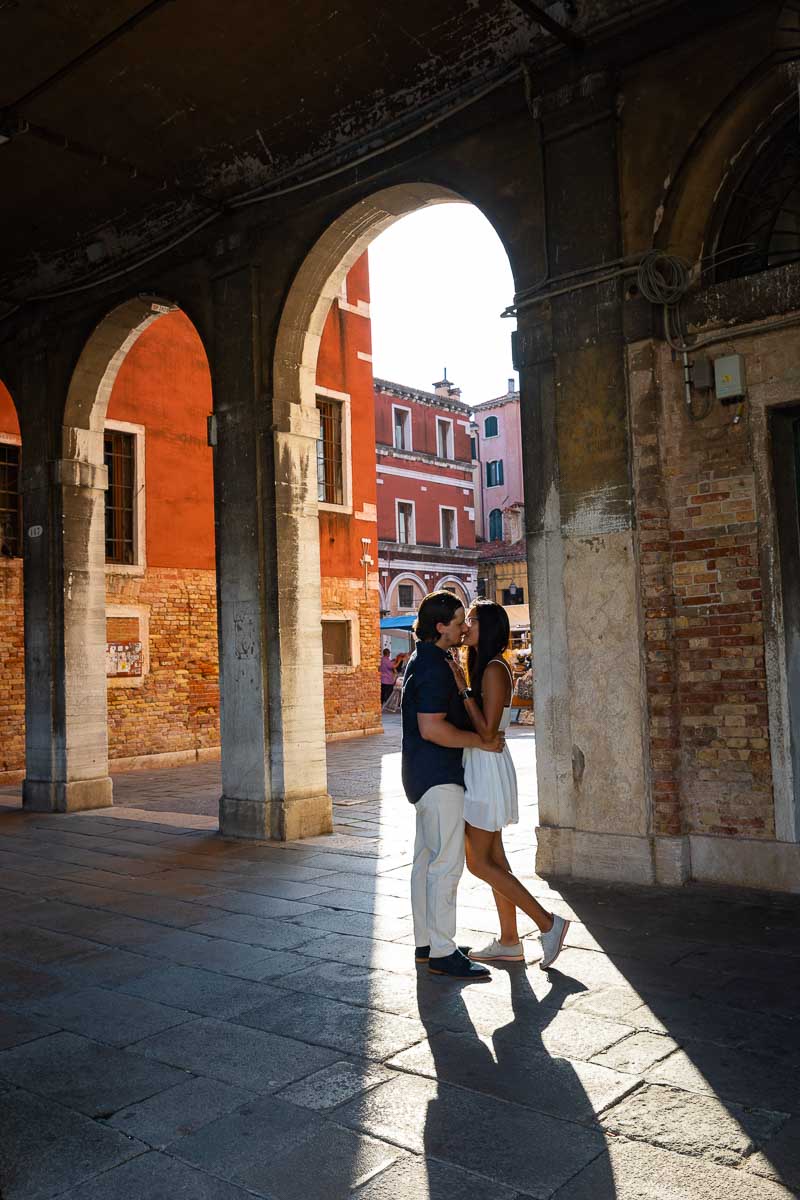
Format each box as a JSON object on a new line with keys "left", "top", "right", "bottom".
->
{"left": 469, "top": 938, "right": 525, "bottom": 962}
{"left": 539, "top": 914, "right": 570, "bottom": 969}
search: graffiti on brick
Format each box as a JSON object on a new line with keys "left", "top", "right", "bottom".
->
{"left": 106, "top": 641, "right": 143, "bottom": 677}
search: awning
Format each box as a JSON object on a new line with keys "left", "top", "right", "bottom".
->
{"left": 503, "top": 603, "right": 530, "bottom": 631}
{"left": 380, "top": 614, "right": 416, "bottom": 630}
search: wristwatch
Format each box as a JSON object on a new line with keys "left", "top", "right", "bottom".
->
{"left": 459, "top": 686, "right": 473, "bottom": 700}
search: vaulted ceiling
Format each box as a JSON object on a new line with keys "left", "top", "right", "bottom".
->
{"left": 0, "top": 0, "right": 765, "bottom": 303}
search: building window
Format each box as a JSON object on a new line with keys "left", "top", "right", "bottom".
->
{"left": 436, "top": 417, "right": 453, "bottom": 460}
{"left": 317, "top": 397, "right": 344, "bottom": 505}
{"left": 502, "top": 584, "right": 525, "bottom": 606}
{"left": 489, "top": 508, "right": 503, "bottom": 541}
{"left": 104, "top": 430, "right": 135, "bottom": 564}
{"left": 470, "top": 435, "right": 477, "bottom": 460}
{"left": 486, "top": 460, "right": 504, "bottom": 488}
{"left": 398, "top": 583, "right": 415, "bottom": 609}
{"left": 393, "top": 406, "right": 411, "bottom": 451}
{"left": 440, "top": 507, "right": 456, "bottom": 548}
{"left": 322, "top": 619, "right": 352, "bottom": 666}
{"left": 484, "top": 415, "right": 499, "bottom": 438}
{"left": 397, "top": 500, "right": 415, "bottom": 544}
{"left": 0, "top": 443, "right": 22, "bottom": 559}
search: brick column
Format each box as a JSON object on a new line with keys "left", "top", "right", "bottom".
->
{"left": 519, "top": 78, "right": 656, "bottom": 885}
{"left": 212, "top": 265, "right": 332, "bottom": 840}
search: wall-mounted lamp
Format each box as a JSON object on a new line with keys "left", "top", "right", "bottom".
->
{"left": 360, "top": 537, "right": 373, "bottom": 597}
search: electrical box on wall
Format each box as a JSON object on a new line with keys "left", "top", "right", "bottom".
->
{"left": 714, "top": 354, "right": 746, "bottom": 401}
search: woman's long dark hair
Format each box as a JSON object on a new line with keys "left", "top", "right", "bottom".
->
{"left": 466, "top": 600, "right": 511, "bottom": 706}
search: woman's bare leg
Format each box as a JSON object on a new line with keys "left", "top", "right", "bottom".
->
{"left": 487, "top": 831, "right": 520, "bottom": 945}
{"left": 465, "top": 823, "right": 553, "bottom": 934}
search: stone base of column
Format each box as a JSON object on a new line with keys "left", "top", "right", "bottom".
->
{"left": 219, "top": 792, "right": 333, "bottom": 841}
{"left": 23, "top": 777, "right": 113, "bottom": 813}
{"left": 536, "top": 825, "right": 659, "bottom": 886}
{"left": 654, "top": 835, "right": 691, "bottom": 886}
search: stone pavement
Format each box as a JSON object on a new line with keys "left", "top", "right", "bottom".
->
{"left": 0, "top": 717, "right": 798, "bottom": 1199}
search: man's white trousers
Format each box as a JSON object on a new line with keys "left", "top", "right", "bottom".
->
{"left": 410, "top": 782, "right": 465, "bottom": 958}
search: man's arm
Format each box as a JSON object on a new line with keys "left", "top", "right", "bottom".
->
{"left": 418, "top": 712, "right": 503, "bottom": 752}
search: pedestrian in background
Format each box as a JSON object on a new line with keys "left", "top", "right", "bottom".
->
{"left": 379, "top": 647, "right": 396, "bottom": 706}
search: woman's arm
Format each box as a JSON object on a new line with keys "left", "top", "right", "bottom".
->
{"left": 418, "top": 712, "right": 504, "bottom": 752}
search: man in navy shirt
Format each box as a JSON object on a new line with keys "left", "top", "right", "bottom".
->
{"left": 402, "top": 591, "right": 504, "bottom": 980}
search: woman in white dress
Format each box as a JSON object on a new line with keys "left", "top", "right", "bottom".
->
{"left": 447, "top": 601, "right": 569, "bottom": 969}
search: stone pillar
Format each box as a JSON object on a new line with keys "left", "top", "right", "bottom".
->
{"left": 519, "top": 78, "right": 655, "bottom": 885}
{"left": 212, "top": 266, "right": 332, "bottom": 840}
{"left": 19, "top": 353, "right": 113, "bottom": 812}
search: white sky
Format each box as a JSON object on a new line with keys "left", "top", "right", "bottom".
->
{"left": 367, "top": 204, "right": 518, "bottom": 409}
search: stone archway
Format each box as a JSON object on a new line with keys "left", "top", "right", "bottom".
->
{"left": 258, "top": 183, "right": 500, "bottom": 838}
{"left": 22, "top": 295, "right": 198, "bottom": 812}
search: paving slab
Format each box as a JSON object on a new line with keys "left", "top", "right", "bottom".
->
{"left": 601, "top": 1081, "right": 788, "bottom": 1167}
{"left": 647, "top": 1043, "right": 800, "bottom": 1114}
{"left": 0, "top": 1009, "right": 57, "bottom": 1051}
{"left": 352, "top": 1155, "right": 519, "bottom": 1200}
{"left": 235, "top": 986, "right": 428, "bottom": 1061}
{"left": 337, "top": 1073, "right": 607, "bottom": 1197}
{"left": 112, "top": 963, "right": 284, "bottom": 1017}
{"left": 553, "top": 1135, "right": 797, "bottom": 1199}
{"left": 287, "top": 906, "right": 413, "bottom": 940}
{"left": 171, "top": 1093, "right": 326, "bottom": 1181}
{"left": 292, "top": 930, "right": 415, "bottom": 973}
{"left": 590, "top": 1030, "right": 679, "bottom": 1074}
{"left": 57, "top": 1150, "right": 261, "bottom": 1199}
{"left": 237, "top": 1122, "right": 403, "bottom": 1198}
{"left": 276, "top": 1060, "right": 395, "bottom": 1110}
{"left": 388, "top": 1029, "right": 637, "bottom": 1120}
{"left": 187, "top": 910, "right": 329, "bottom": 951}
{"left": 275, "top": 959, "right": 421, "bottom": 1017}
{"left": 131, "top": 1015, "right": 340, "bottom": 1091}
{"left": 117, "top": 927, "right": 292, "bottom": 976}
{"left": 107, "top": 1075, "right": 256, "bottom": 1147}
{"left": 0, "top": 1087, "right": 146, "bottom": 1200}
{"left": 0, "top": 1030, "right": 187, "bottom": 1117}
{"left": 745, "top": 1115, "right": 800, "bottom": 1192}
{"left": 22, "top": 985, "right": 195, "bottom": 1046}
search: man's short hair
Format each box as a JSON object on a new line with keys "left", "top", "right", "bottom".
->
{"left": 414, "top": 590, "right": 463, "bottom": 643}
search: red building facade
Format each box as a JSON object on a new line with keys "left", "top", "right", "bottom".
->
{"left": 375, "top": 376, "right": 478, "bottom": 620}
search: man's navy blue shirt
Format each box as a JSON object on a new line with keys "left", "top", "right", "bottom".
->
{"left": 401, "top": 640, "right": 471, "bottom": 804}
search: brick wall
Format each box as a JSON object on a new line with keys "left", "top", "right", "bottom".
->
{"left": 106, "top": 567, "right": 220, "bottom": 763}
{"left": 630, "top": 338, "right": 773, "bottom": 840}
{"left": 0, "top": 560, "right": 24, "bottom": 777}
{"left": 321, "top": 575, "right": 382, "bottom": 738}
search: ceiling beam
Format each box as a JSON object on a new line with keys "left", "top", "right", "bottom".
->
{"left": 507, "top": 0, "right": 584, "bottom": 49}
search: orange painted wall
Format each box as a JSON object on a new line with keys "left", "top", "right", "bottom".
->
{"left": 316, "top": 251, "right": 379, "bottom": 576}
{"left": 0, "top": 381, "right": 19, "bottom": 437}
{"left": 107, "top": 310, "right": 215, "bottom": 570}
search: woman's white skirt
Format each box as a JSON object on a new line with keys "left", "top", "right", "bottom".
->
{"left": 462, "top": 745, "right": 518, "bottom": 832}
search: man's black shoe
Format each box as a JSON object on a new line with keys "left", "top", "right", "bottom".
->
{"left": 427, "top": 949, "right": 490, "bottom": 980}
{"left": 415, "top": 944, "right": 471, "bottom": 964}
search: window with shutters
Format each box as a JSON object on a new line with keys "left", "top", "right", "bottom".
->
{"left": 0, "top": 442, "right": 22, "bottom": 559}
{"left": 486, "top": 460, "right": 504, "bottom": 488}
{"left": 104, "top": 430, "right": 135, "bottom": 564}
{"left": 397, "top": 500, "right": 415, "bottom": 545}
{"left": 316, "top": 397, "right": 344, "bottom": 506}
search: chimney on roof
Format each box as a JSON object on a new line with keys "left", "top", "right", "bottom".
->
{"left": 433, "top": 368, "right": 461, "bottom": 401}
{"left": 508, "top": 377, "right": 515, "bottom": 394}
